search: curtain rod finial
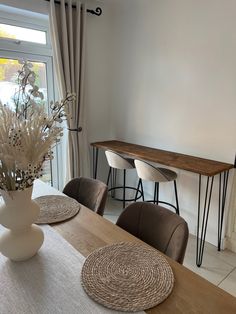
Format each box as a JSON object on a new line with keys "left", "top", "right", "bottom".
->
{"left": 87, "top": 7, "right": 102, "bottom": 16}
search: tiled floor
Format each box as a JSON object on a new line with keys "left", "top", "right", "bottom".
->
{"left": 104, "top": 197, "right": 236, "bottom": 298}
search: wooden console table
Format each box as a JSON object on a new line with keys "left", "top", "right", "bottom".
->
{"left": 91, "top": 140, "right": 234, "bottom": 267}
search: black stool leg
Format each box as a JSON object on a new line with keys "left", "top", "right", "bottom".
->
{"left": 154, "top": 182, "right": 159, "bottom": 205}
{"left": 110, "top": 168, "right": 117, "bottom": 198}
{"left": 154, "top": 183, "right": 157, "bottom": 204}
{"left": 123, "top": 169, "right": 126, "bottom": 208}
{"left": 174, "top": 180, "right": 180, "bottom": 215}
{"left": 135, "top": 178, "right": 141, "bottom": 201}
{"left": 113, "top": 169, "right": 117, "bottom": 198}
{"left": 107, "top": 167, "right": 111, "bottom": 186}
{"left": 111, "top": 168, "right": 115, "bottom": 198}
{"left": 140, "top": 179, "right": 145, "bottom": 201}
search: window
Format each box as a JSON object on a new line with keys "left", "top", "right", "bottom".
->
{"left": 0, "top": 6, "right": 63, "bottom": 189}
{"left": 0, "top": 23, "right": 46, "bottom": 44}
{"left": 0, "top": 57, "right": 52, "bottom": 184}
{"left": 0, "top": 58, "right": 47, "bottom": 108}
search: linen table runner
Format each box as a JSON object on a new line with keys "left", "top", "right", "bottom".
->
{"left": 0, "top": 224, "right": 144, "bottom": 314}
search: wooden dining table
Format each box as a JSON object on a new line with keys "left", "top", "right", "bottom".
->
{"left": 52, "top": 203, "right": 236, "bottom": 313}
{"left": 91, "top": 140, "right": 235, "bottom": 267}
{"left": 29, "top": 180, "right": 236, "bottom": 313}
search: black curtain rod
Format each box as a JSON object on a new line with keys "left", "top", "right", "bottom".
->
{"left": 45, "top": 0, "right": 102, "bottom": 16}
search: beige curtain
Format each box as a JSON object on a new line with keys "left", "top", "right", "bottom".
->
{"left": 49, "top": 0, "right": 90, "bottom": 181}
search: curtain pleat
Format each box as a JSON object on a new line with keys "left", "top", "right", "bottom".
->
{"left": 49, "top": 0, "right": 90, "bottom": 182}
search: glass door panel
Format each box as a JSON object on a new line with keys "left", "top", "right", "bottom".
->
{"left": 0, "top": 57, "right": 52, "bottom": 185}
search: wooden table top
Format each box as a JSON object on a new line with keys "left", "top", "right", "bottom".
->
{"left": 91, "top": 140, "right": 234, "bottom": 176}
{"left": 53, "top": 206, "right": 236, "bottom": 314}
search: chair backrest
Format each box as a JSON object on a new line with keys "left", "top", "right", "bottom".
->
{"left": 116, "top": 202, "right": 189, "bottom": 264}
{"left": 134, "top": 159, "right": 172, "bottom": 182}
{"left": 105, "top": 150, "right": 134, "bottom": 170}
{"left": 63, "top": 177, "right": 108, "bottom": 216}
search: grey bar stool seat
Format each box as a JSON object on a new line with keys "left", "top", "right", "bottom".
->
{"left": 105, "top": 150, "right": 142, "bottom": 208}
{"left": 134, "top": 159, "right": 180, "bottom": 215}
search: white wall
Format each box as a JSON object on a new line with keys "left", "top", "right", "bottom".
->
{"left": 85, "top": 1, "right": 115, "bottom": 180}
{"left": 109, "top": 0, "right": 235, "bottom": 160}
{"left": 89, "top": 0, "right": 236, "bottom": 246}
{"left": 86, "top": 4, "right": 114, "bottom": 143}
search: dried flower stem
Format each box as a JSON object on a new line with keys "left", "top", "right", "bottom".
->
{"left": 0, "top": 60, "right": 75, "bottom": 191}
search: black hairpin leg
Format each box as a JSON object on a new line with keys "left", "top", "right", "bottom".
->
{"left": 135, "top": 179, "right": 145, "bottom": 201}
{"left": 106, "top": 167, "right": 111, "bottom": 186}
{"left": 92, "top": 147, "right": 99, "bottom": 179}
{"left": 135, "top": 179, "right": 141, "bottom": 201}
{"left": 196, "top": 175, "right": 214, "bottom": 267}
{"left": 140, "top": 179, "right": 145, "bottom": 201}
{"left": 174, "top": 180, "right": 180, "bottom": 215}
{"left": 111, "top": 168, "right": 117, "bottom": 198}
{"left": 218, "top": 170, "right": 229, "bottom": 251}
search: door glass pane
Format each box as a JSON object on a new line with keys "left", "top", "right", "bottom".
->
{"left": 0, "top": 57, "right": 51, "bottom": 184}
{"left": 0, "top": 23, "right": 46, "bottom": 44}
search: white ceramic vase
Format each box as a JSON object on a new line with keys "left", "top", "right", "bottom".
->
{"left": 0, "top": 186, "right": 44, "bottom": 261}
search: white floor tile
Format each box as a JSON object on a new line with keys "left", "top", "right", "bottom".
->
{"left": 104, "top": 197, "right": 124, "bottom": 215}
{"left": 219, "top": 268, "right": 236, "bottom": 297}
{"left": 184, "top": 235, "right": 235, "bottom": 285}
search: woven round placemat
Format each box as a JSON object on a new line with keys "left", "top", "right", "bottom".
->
{"left": 34, "top": 195, "right": 80, "bottom": 224}
{"left": 81, "top": 242, "right": 174, "bottom": 312}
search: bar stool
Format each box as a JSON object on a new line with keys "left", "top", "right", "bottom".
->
{"left": 105, "top": 150, "right": 142, "bottom": 208}
{"left": 134, "top": 159, "right": 180, "bottom": 215}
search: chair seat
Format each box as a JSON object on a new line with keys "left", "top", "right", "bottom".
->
{"left": 134, "top": 159, "right": 177, "bottom": 183}
{"left": 134, "top": 159, "right": 180, "bottom": 215}
{"left": 105, "top": 151, "right": 135, "bottom": 170}
{"left": 105, "top": 150, "right": 141, "bottom": 208}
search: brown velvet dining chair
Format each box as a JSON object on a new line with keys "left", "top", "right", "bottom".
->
{"left": 116, "top": 202, "right": 189, "bottom": 264}
{"left": 63, "top": 177, "right": 108, "bottom": 216}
